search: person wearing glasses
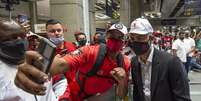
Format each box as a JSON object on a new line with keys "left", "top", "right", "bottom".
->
{"left": 14, "top": 23, "right": 130, "bottom": 101}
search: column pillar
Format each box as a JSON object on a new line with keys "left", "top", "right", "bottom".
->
{"left": 50, "top": 0, "right": 84, "bottom": 41}
{"left": 120, "top": 0, "right": 130, "bottom": 27}
{"left": 130, "top": 0, "right": 144, "bottom": 21}
{"left": 88, "top": 0, "right": 96, "bottom": 41}
{"left": 29, "top": 1, "right": 38, "bottom": 31}
{"left": 120, "top": 0, "right": 144, "bottom": 27}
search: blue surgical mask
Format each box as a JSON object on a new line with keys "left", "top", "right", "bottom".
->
{"left": 49, "top": 36, "right": 64, "bottom": 45}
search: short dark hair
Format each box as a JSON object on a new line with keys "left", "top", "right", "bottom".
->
{"left": 74, "top": 32, "right": 86, "bottom": 40}
{"left": 46, "top": 19, "right": 61, "bottom": 27}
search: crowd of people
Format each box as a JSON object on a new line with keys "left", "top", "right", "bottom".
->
{"left": 0, "top": 16, "right": 198, "bottom": 101}
{"left": 151, "top": 29, "right": 201, "bottom": 73}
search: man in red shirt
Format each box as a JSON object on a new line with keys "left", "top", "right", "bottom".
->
{"left": 46, "top": 19, "right": 76, "bottom": 55}
{"left": 45, "top": 19, "right": 76, "bottom": 98}
{"left": 15, "top": 23, "right": 130, "bottom": 101}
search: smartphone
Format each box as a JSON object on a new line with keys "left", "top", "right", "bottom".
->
{"left": 18, "top": 14, "right": 28, "bottom": 23}
{"left": 60, "top": 49, "right": 68, "bottom": 56}
{"left": 34, "top": 38, "right": 57, "bottom": 74}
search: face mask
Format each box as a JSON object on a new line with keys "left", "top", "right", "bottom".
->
{"left": 106, "top": 38, "right": 124, "bottom": 53}
{"left": 49, "top": 36, "right": 64, "bottom": 45}
{"left": 95, "top": 36, "right": 106, "bottom": 44}
{"left": 0, "top": 39, "right": 26, "bottom": 64}
{"left": 180, "top": 37, "right": 184, "bottom": 40}
{"left": 78, "top": 39, "right": 87, "bottom": 46}
{"left": 129, "top": 41, "right": 150, "bottom": 55}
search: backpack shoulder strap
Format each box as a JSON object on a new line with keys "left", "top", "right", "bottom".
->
{"left": 116, "top": 53, "right": 124, "bottom": 68}
{"left": 86, "top": 43, "right": 107, "bottom": 77}
{"left": 76, "top": 43, "right": 107, "bottom": 97}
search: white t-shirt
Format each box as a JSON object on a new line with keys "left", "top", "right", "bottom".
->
{"left": 172, "top": 39, "right": 187, "bottom": 62}
{"left": 0, "top": 60, "right": 57, "bottom": 101}
{"left": 184, "top": 37, "right": 195, "bottom": 57}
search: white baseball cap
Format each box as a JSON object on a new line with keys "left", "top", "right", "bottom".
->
{"left": 129, "top": 18, "right": 153, "bottom": 35}
{"left": 108, "top": 23, "right": 128, "bottom": 35}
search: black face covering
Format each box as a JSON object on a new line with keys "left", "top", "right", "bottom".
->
{"left": 0, "top": 39, "right": 26, "bottom": 64}
{"left": 78, "top": 39, "right": 87, "bottom": 46}
{"left": 97, "top": 35, "right": 106, "bottom": 44}
{"left": 129, "top": 41, "right": 150, "bottom": 55}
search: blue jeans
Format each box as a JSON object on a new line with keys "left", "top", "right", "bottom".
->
{"left": 190, "top": 57, "right": 201, "bottom": 70}
{"left": 185, "top": 56, "right": 192, "bottom": 74}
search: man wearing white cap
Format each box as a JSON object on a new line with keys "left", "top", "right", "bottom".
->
{"left": 129, "top": 18, "right": 191, "bottom": 101}
{"left": 14, "top": 23, "right": 131, "bottom": 101}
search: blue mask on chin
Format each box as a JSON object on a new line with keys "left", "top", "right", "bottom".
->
{"left": 49, "top": 36, "right": 64, "bottom": 45}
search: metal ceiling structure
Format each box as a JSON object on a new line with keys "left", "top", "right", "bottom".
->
{"left": 95, "top": 0, "right": 201, "bottom": 20}
{"left": 95, "top": 0, "right": 120, "bottom": 20}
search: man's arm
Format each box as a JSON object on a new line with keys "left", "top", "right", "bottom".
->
{"left": 187, "top": 46, "right": 195, "bottom": 55}
{"left": 15, "top": 46, "right": 87, "bottom": 95}
{"left": 49, "top": 55, "right": 70, "bottom": 76}
{"left": 168, "top": 56, "right": 191, "bottom": 101}
{"left": 111, "top": 67, "right": 128, "bottom": 98}
{"left": 172, "top": 49, "right": 177, "bottom": 56}
{"left": 14, "top": 51, "right": 70, "bottom": 95}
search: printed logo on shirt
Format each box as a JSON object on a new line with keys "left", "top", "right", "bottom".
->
{"left": 70, "top": 49, "right": 82, "bottom": 56}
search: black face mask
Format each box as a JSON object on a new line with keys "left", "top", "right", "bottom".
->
{"left": 78, "top": 39, "right": 87, "bottom": 46}
{"left": 0, "top": 39, "right": 26, "bottom": 64}
{"left": 129, "top": 41, "right": 150, "bottom": 55}
{"left": 97, "top": 36, "right": 106, "bottom": 44}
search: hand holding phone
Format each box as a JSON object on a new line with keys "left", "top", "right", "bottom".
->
{"left": 33, "top": 38, "right": 57, "bottom": 74}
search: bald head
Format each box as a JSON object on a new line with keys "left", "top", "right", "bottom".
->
{"left": 0, "top": 20, "right": 25, "bottom": 42}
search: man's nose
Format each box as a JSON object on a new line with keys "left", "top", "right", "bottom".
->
{"left": 54, "top": 31, "right": 61, "bottom": 35}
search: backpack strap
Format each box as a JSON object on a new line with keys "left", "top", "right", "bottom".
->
{"left": 116, "top": 53, "right": 124, "bottom": 68}
{"left": 76, "top": 44, "right": 125, "bottom": 99}
{"left": 76, "top": 43, "right": 107, "bottom": 97}
{"left": 86, "top": 43, "right": 107, "bottom": 77}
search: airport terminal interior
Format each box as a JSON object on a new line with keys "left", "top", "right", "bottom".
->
{"left": 0, "top": 0, "right": 201, "bottom": 101}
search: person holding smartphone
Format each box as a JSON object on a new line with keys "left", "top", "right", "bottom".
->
{"left": 0, "top": 20, "right": 57, "bottom": 101}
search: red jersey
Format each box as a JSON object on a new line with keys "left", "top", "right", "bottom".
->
{"left": 59, "top": 45, "right": 130, "bottom": 101}
{"left": 53, "top": 41, "right": 76, "bottom": 85}
{"left": 56, "top": 41, "right": 76, "bottom": 55}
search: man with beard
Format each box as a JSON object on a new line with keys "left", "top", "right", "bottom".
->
{"left": 172, "top": 31, "right": 187, "bottom": 69}
{"left": 129, "top": 18, "right": 191, "bottom": 101}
